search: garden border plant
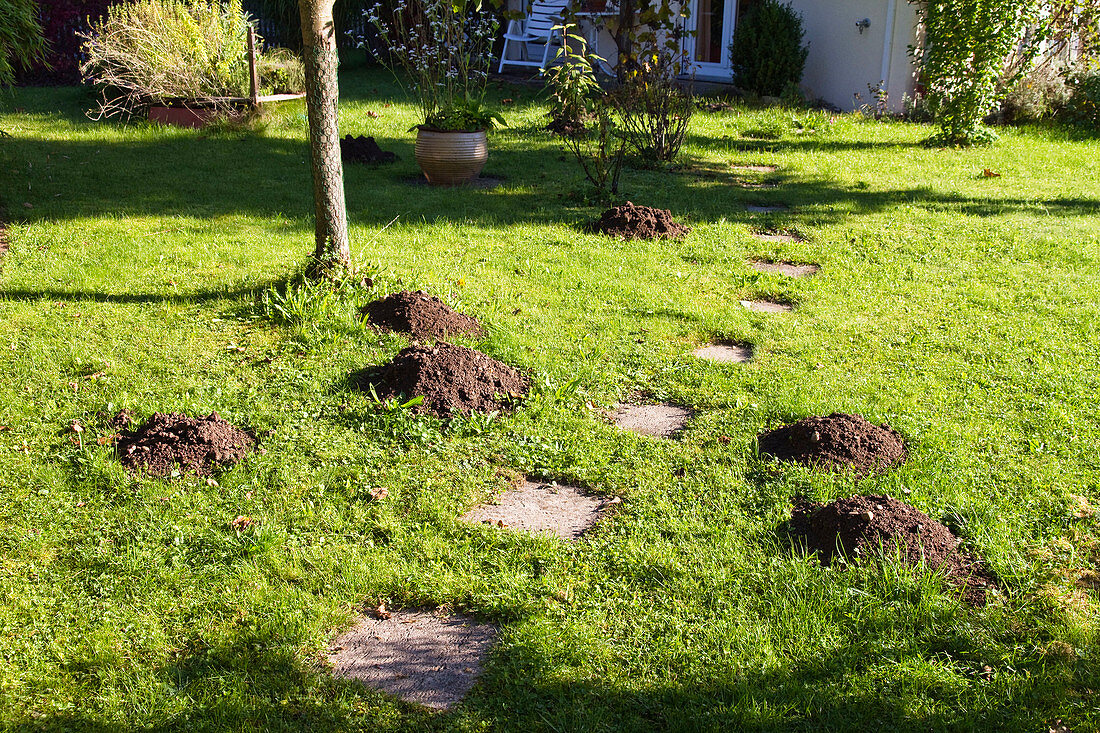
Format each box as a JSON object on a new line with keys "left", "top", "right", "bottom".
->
{"left": 910, "top": 0, "right": 1037, "bottom": 146}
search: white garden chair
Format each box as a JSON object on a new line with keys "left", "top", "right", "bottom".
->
{"left": 497, "top": 0, "right": 571, "bottom": 73}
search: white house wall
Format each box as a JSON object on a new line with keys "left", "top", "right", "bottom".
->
{"left": 787, "top": 0, "right": 919, "bottom": 112}
{"left": 502, "top": 0, "right": 920, "bottom": 113}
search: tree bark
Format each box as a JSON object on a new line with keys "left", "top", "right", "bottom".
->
{"left": 299, "top": 0, "right": 350, "bottom": 278}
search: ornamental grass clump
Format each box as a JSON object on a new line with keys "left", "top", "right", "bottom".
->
{"left": 81, "top": 0, "right": 254, "bottom": 118}
{"left": 361, "top": 0, "right": 502, "bottom": 131}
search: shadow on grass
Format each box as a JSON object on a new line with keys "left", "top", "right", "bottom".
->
{"left": 0, "top": 277, "right": 286, "bottom": 306}
{"left": 2, "top": 109, "right": 1098, "bottom": 237}
{"left": 12, "top": 608, "right": 1092, "bottom": 732}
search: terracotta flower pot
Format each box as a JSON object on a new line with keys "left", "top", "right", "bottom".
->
{"left": 414, "top": 128, "right": 489, "bottom": 186}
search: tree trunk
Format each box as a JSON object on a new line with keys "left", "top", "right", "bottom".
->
{"left": 299, "top": 0, "right": 350, "bottom": 279}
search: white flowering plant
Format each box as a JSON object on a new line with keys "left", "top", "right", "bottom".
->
{"left": 362, "top": 0, "right": 504, "bottom": 131}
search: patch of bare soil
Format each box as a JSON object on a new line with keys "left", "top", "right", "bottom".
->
{"left": 340, "top": 135, "right": 396, "bottom": 164}
{"left": 588, "top": 202, "right": 691, "bottom": 240}
{"left": 462, "top": 480, "right": 613, "bottom": 540}
{"left": 612, "top": 402, "right": 691, "bottom": 438}
{"left": 362, "top": 342, "right": 527, "bottom": 418}
{"left": 757, "top": 412, "right": 906, "bottom": 476}
{"left": 116, "top": 411, "right": 254, "bottom": 476}
{"left": 362, "top": 290, "right": 485, "bottom": 341}
{"left": 790, "top": 494, "right": 997, "bottom": 605}
{"left": 329, "top": 610, "right": 496, "bottom": 710}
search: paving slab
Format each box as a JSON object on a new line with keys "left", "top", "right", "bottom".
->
{"left": 748, "top": 260, "right": 819, "bottom": 277}
{"left": 462, "top": 480, "right": 609, "bottom": 540}
{"left": 329, "top": 611, "right": 496, "bottom": 710}
{"left": 693, "top": 343, "right": 753, "bottom": 363}
{"left": 613, "top": 403, "right": 691, "bottom": 438}
{"left": 740, "top": 299, "right": 794, "bottom": 313}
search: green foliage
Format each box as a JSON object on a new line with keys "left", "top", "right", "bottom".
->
{"left": 423, "top": 97, "right": 506, "bottom": 133}
{"left": 544, "top": 31, "right": 625, "bottom": 197}
{"left": 0, "top": 0, "right": 46, "bottom": 89}
{"left": 80, "top": 0, "right": 254, "bottom": 117}
{"left": 364, "top": 0, "right": 500, "bottom": 129}
{"left": 1063, "top": 67, "right": 1100, "bottom": 130}
{"left": 728, "top": 0, "right": 808, "bottom": 98}
{"left": 913, "top": 0, "right": 1036, "bottom": 146}
{"left": 255, "top": 46, "right": 304, "bottom": 95}
{"left": 544, "top": 27, "right": 603, "bottom": 131}
{"left": 609, "top": 43, "right": 694, "bottom": 163}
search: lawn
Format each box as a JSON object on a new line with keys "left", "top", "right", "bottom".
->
{"left": 1, "top": 56, "right": 1099, "bottom": 731}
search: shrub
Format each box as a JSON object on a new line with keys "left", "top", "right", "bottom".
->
{"left": 912, "top": 0, "right": 1035, "bottom": 146}
{"left": 1063, "top": 68, "right": 1100, "bottom": 130}
{"left": 609, "top": 41, "right": 694, "bottom": 163}
{"left": 998, "top": 64, "right": 1072, "bottom": 124}
{"left": 256, "top": 46, "right": 304, "bottom": 95}
{"left": 80, "top": 0, "right": 254, "bottom": 118}
{"left": 544, "top": 33, "right": 625, "bottom": 198}
{"left": 728, "top": 0, "right": 808, "bottom": 98}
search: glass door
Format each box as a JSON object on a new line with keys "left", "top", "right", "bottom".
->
{"left": 687, "top": 0, "right": 737, "bottom": 77}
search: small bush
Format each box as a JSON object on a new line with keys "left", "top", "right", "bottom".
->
{"left": 998, "top": 64, "right": 1072, "bottom": 123}
{"left": 609, "top": 42, "right": 694, "bottom": 163}
{"left": 80, "top": 0, "right": 253, "bottom": 118}
{"left": 257, "top": 46, "right": 304, "bottom": 95}
{"left": 1063, "top": 68, "right": 1100, "bottom": 130}
{"left": 728, "top": 0, "right": 808, "bottom": 98}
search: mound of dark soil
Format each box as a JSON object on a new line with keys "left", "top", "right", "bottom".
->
{"left": 116, "top": 412, "right": 255, "bottom": 476}
{"left": 589, "top": 202, "right": 691, "bottom": 240}
{"left": 340, "top": 135, "right": 397, "bottom": 165}
{"left": 790, "top": 495, "right": 997, "bottom": 605}
{"left": 362, "top": 290, "right": 485, "bottom": 341}
{"left": 364, "top": 342, "right": 528, "bottom": 418}
{"left": 757, "top": 412, "right": 906, "bottom": 476}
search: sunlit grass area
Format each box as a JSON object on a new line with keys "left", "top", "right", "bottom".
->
{"left": 1, "top": 56, "right": 1098, "bottom": 730}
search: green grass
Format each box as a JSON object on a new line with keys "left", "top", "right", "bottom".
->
{"left": 1, "top": 57, "right": 1099, "bottom": 731}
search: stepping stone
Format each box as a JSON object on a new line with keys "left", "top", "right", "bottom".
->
{"left": 612, "top": 403, "right": 691, "bottom": 438}
{"left": 329, "top": 611, "right": 496, "bottom": 710}
{"left": 753, "top": 230, "right": 806, "bottom": 244}
{"left": 746, "top": 204, "right": 789, "bottom": 213}
{"left": 748, "top": 260, "right": 820, "bottom": 277}
{"left": 740, "top": 299, "right": 793, "bottom": 313}
{"left": 693, "top": 343, "right": 753, "bottom": 363}
{"left": 462, "top": 480, "right": 611, "bottom": 540}
{"left": 731, "top": 164, "right": 778, "bottom": 173}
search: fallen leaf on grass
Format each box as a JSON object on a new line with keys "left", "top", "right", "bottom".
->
{"left": 205, "top": 478, "right": 219, "bottom": 488}
{"left": 70, "top": 420, "right": 84, "bottom": 434}
{"left": 502, "top": 98, "right": 514, "bottom": 104}
{"left": 369, "top": 602, "right": 392, "bottom": 620}
{"left": 366, "top": 110, "right": 380, "bottom": 118}
{"left": 981, "top": 168, "right": 1002, "bottom": 178}
{"left": 368, "top": 487, "right": 389, "bottom": 501}
{"left": 1050, "top": 721, "right": 1071, "bottom": 733}
{"left": 230, "top": 515, "right": 254, "bottom": 532}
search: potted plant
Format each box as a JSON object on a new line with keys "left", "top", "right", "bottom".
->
{"left": 363, "top": 0, "right": 504, "bottom": 185}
